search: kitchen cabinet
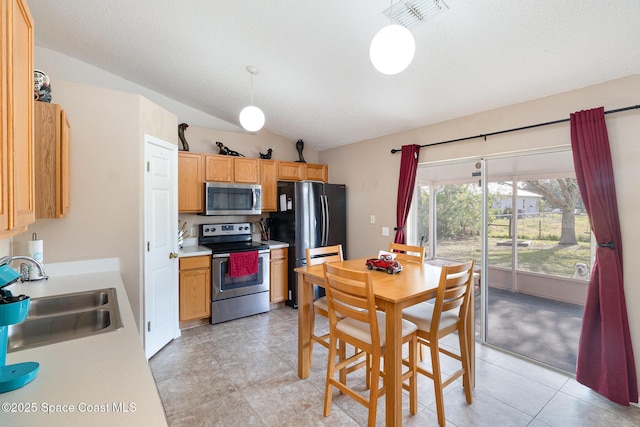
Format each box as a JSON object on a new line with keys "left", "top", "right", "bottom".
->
{"left": 233, "top": 157, "right": 260, "bottom": 183}
{"left": 204, "top": 154, "right": 233, "bottom": 182}
{"left": 34, "top": 102, "right": 70, "bottom": 218}
{"left": 179, "top": 255, "right": 211, "bottom": 322}
{"left": 204, "top": 154, "right": 259, "bottom": 184}
{"left": 305, "top": 163, "right": 328, "bottom": 182}
{"left": 260, "top": 159, "right": 277, "bottom": 212}
{"left": 0, "top": 0, "right": 34, "bottom": 237}
{"left": 277, "top": 161, "right": 328, "bottom": 182}
{"left": 269, "top": 247, "right": 288, "bottom": 303}
{"left": 178, "top": 151, "right": 203, "bottom": 212}
{"left": 277, "top": 161, "right": 304, "bottom": 181}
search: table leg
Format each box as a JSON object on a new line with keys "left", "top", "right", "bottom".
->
{"left": 468, "top": 284, "right": 475, "bottom": 389}
{"left": 385, "top": 303, "right": 402, "bottom": 426}
{"left": 297, "top": 272, "right": 312, "bottom": 379}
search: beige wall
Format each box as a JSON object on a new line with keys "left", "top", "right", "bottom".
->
{"left": 320, "top": 74, "right": 640, "bottom": 393}
{"left": 11, "top": 80, "right": 177, "bottom": 333}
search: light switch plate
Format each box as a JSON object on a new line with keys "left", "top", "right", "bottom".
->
{"left": 382, "top": 227, "right": 389, "bottom": 236}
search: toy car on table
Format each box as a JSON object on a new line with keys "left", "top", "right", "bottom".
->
{"left": 365, "top": 254, "right": 403, "bottom": 274}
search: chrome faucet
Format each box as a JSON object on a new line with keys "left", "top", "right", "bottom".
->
{"left": 0, "top": 255, "right": 48, "bottom": 282}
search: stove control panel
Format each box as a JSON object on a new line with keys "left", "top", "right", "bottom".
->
{"left": 200, "top": 222, "right": 252, "bottom": 237}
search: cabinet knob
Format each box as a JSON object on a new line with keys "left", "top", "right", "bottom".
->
{"left": 169, "top": 252, "right": 179, "bottom": 259}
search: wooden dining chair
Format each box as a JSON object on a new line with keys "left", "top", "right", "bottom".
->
{"left": 388, "top": 242, "right": 426, "bottom": 264}
{"left": 306, "top": 245, "right": 344, "bottom": 366}
{"left": 401, "top": 260, "right": 475, "bottom": 427}
{"left": 323, "top": 263, "right": 418, "bottom": 427}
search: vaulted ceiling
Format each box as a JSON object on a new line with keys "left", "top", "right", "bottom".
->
{"left": 27, "top": 0, "right": 640, "bottom": 151}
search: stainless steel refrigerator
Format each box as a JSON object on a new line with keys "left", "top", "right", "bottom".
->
{"left": 269, "top": 181, "right": 347, "bottom": 308}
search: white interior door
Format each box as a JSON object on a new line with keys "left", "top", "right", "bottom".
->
{"left": 144, "top": 135, "right": 179, "bottom": 359}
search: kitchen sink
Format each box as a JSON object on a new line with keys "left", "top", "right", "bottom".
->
{"left": 7, "top": 288, "right": 124, "bottom": 352}
{"left": 27, "top": 289, "right": 110, "bottom": 317}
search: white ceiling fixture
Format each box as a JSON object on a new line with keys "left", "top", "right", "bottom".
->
{"left": 370, "top": 1, "right": 416, "bottom": 75}
{"left": 238, "top": 66, "right": 265, "bottom": 132}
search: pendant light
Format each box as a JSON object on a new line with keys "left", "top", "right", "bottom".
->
{"left": 239, "top": 66, "right": 265, "bottom": 132}
{"left": 370, "top": 1, "right": 415, "bottom": 75}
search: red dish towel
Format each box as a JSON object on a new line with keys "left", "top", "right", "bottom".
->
{"left": 229, "top": 251, "right": 259, "bottom": 278}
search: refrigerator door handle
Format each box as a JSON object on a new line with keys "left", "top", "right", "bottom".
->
{"left": 321, "top": 194, "right": 329, "bottom": 246}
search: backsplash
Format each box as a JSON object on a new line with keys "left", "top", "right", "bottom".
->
{"left": 0, "top": 237, "right": 11, "bottom": 258}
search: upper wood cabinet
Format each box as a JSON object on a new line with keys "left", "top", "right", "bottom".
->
{"left": 233, "top": 157, "right": 259, "bottom": 183}
{"left": 260, "top": 160, "right": 277, "bottom": 212}
{"left": 277, "top": 161, "right": 304, "bottom": 181}
{"left": 204, "top": 154, "right": 232, "bottom": 182}
{"left": 204, "top": 154, "right": 259, "bottom": 184}
{"left": 1, "top": 0, "right": 35, "bottom": 237}
{"left": 178, "top": 151, "right": 203, "bottom": 213}
{"left": 277, "top": 161, "right": 328, "bottom": 182}
{"left": 34, "top": 102, "right": 70, "bottom": 218}
{"left": 305, "top": 163, "right": 328, "bottom": 182}
{"left": 177, "top": 152, "right": 329, "bottom": 212}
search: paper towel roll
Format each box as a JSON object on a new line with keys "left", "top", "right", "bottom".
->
{"left": 28, "top": 240, "right": 43, "bottom": 263}
{"left": 28, "top": 240, "right": 43, "bottom": 280}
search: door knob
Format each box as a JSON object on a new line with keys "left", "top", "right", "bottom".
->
{"left": 169, "top": 252, "right": 178, "bottom": 259}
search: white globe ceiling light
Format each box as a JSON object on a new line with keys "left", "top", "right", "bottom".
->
{"left": 370, "top": 24, "right": 415, "bottom": 75}
{"left": 239, "top": 66, "right": 265, "bottom": 132}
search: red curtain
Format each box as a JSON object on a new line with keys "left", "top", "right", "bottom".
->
{"left": 571, "top": 107, "right": 638, "bottom": 405}
{"left": 394, "top": 144, "right": 420, "bottom": 244}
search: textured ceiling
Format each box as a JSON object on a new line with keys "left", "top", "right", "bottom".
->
{"left": 27, "top": 0, "right": 640, "bottom": 151}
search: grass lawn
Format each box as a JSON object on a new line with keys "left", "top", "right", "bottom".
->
{"left": 433, "top": 213, "right": 592, "bottom": 278}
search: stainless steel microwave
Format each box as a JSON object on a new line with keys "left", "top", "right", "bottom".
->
{"left": 202, "top": 182, "right": 262, "bottom": 215}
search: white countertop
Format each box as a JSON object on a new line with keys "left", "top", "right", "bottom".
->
{"left": 178, "top": 239, "right": 288, "bottom": 257}
{"left": 178, "top": 244, "right": 212, "bottom": 258}
{"left": 259, "top": 240, "right": 289, "bottom": 249}
{"left": 3, "top": 259, "right": 167, "bottom": 426}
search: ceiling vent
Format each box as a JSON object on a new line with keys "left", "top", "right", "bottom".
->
{"left": 383, "top": 0, "right": 449, "bottom": 29}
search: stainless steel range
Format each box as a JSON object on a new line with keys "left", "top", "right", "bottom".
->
{"left": 198, "top": 222, "right": 270, "bottom": 324}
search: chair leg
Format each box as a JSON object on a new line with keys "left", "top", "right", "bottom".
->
{"left": 367, "top": 354, "right": 381, "bottom": 427}
{"left": 458, "top": 329, "right": 473, "bottom": 404}
{"left": 409, "top": 335, "right": 418, "bottom": 415}
{"left": 324, "top": 334, "right": 337, "bottom": 417}
{"left": 310, "top": 312, "right": 317, "bottom": 366}
{"left": 339, "top": 339, "right": 347, "bottom": 387}
{"left": 365, "top": 352, "right": 371, "bottom": 389}
{"left": 430, "top": 338, "right": 446, "bottom": 427}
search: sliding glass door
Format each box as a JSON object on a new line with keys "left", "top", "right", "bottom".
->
{"left": 414, "top": 149, "right": 591, "bottom": 373}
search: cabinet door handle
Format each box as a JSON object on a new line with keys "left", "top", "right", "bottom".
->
{"left": 169, "top": 252, "right": 179, "bottom": 259}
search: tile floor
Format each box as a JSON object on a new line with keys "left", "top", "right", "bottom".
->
{"left": 149, "top": 306, "right": 640, "bottom": 426}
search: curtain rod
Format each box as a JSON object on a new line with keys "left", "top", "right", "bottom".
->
{"left": 390, "top": 104, "right": 640, "bottom": 154}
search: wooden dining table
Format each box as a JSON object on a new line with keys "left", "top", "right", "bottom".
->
{"left": 295, "top": 257, "right": 475, "bottom": 427}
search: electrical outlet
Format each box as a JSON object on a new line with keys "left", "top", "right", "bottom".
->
{"left": 382, "top": 227, "right": 389, "bottom": 236}
{"left": 370, "top": 215, "right": 376, "bottom": 224}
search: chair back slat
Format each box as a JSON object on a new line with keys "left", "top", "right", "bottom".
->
{"left": 323, "top": 263, "right": 379, "bottom": 347}
{"left": 431, "top": 260, "right": 475, "bottom": 334}
{"left": 388, "top": 243, "right": 425, "bottom": 264}
{"left": 306, "top": 245, "right": 344, "bottom": 266}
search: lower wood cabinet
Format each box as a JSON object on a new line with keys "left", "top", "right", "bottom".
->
{"left": 179, "top": 255, "right": 211, "bottom": 322}
{"left": 269, "top": 247, "right": 288, "bottom": 303}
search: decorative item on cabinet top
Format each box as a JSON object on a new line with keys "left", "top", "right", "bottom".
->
{"left": 34, "top": 69, "right": 52, "bottom": 103}
{"left": 295, "top": 139, "right": 306, "bottom": 163}
{"left": 216, "top": 141, "right": 244, "bottom": 157}
{"left": 178, "top": 123, "right": 190, "bottom": 151}
{"left": 259, "top": 148, "right": 273, "bottom": 159}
